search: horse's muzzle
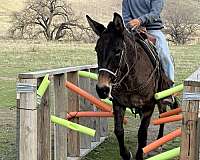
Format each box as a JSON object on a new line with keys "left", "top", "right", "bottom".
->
{"left": 96, "top": 84, "right": 110, "bottom": 99}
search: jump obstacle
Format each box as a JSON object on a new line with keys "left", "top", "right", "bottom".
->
{"left": 16, "top": 65, "right": 200, "bottom": 160}
{"left": 143, "top": 67, "right": 200, "bottom": 159}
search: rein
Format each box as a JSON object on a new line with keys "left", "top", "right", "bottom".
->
{"left": 113, "top": 31, "right": 160, "bottom": 93}
{"left": 113, "top": 41, "right": 137, "bottom": 86}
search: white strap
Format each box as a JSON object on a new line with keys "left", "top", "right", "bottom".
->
{"left": 99, "top": 68, "right": 116, "bottom": 77}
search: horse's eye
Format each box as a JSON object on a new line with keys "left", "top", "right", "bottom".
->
{"left": 114, "top": 49, "right": 121, "bottom": 53}
{"left": 115, "top": 53, "right": 121, "bottom": 57}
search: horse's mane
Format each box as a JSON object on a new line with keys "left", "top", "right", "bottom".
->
{"left": 112, "top": 28, "right": 173, "bottom": 104}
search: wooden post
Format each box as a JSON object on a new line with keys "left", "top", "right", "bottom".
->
{"left": 79, "top": 69, "right": 92, "bottom": 151}
{"left": 180, "top": 68, "right": 200, "bottom": 160}
{"left": 67, "top": 72, "right": 80, "bottom": 157}
{"left": 90, "top": 74, "right": 101, "bottom": 142}
{"left": 18, "top": 79, "right": 38, "bottom": 160}
{"left": 54, "top": 74, "right": 68, "bottom": 160}
{"left": 16, "top": 92, "right": 20, "bottom": 160}
{"left": 37, "top": 77, "right": 51, "bottom": 160}
{"left": 100, "top": 118, "right": 108, "bottom": 138}
{"left": 197, "top": 117, "right": 200, "bottom": 160}
{"left": 48, "top": 75, "right": 56, "bottom": 159}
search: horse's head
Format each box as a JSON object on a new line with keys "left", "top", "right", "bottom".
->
{"left": 86, "top": 13, "right": 125, "bottom": 99}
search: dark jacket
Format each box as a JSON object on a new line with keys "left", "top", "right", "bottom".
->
{"left": 122, "top": 0, "right": 164, "bottom": 30}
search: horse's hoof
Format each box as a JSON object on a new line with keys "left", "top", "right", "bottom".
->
{"left": 121, "top": 151, "right": 133, "bottom": 160}
{"left": 158, "top": 146, "right": 163, "bottom": 153}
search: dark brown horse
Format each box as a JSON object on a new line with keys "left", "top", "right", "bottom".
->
{"left": 86, "top": 13, "right": 176, "bottom": 160}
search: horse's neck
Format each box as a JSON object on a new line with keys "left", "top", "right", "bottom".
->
{"left": 122, "top": 35, "right": 155, "bottom": 85}
{"left": 123, "top": 36, "right": 138, "bottom": 66}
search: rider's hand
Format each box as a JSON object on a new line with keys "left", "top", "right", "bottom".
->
{"left": 128, "top": 19, "right": 142, "bottom": 28}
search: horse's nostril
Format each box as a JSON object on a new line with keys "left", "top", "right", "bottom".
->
{"left": 96, "top": 84, "right": 110, "bottom": 99}
{"left": 103, "top": 86, "right": 109, "bottom": 94}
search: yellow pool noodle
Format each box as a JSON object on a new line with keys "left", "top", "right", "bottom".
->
{"left": 78, "top": 71, "right": 98, "bottom": 80}
{"left": 51, "top": 115, "right": 96, "bottom": 137}
{"left": 154, "top": 84, "right": 183, "bottom": 100}
{"left": 37, "top": 74, "right": 50, "bottom": 97}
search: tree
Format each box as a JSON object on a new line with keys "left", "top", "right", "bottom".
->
{"left": 9, "top": 0, "right": 89, "bottom": 41}
{"left": 163, "top": 1, "right": 200, "bottom": 44}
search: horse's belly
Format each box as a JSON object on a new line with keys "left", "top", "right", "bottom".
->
{"left": 113, "top": 93, "right": 154, "bottom": 108}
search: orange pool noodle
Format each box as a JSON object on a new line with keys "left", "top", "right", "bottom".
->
{"left": 66, "top": 111, "right": 128, "bottom": 124}
{"left": 160, "top": 107, "right": 182, "bottom": 118}
{"left": 143, "top": 128, "right": 181, "bottom": 154}
{"left": 152, "top": 115, "right": 183, "bottom": 125}
{"left": 65, "top": 81, "right": 112, "bottom": 112}
{"left": 66, "top": 111, "right": 113, "bottom": 119}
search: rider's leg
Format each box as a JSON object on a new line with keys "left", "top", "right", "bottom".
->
{"left": 148, "top": 30, "right": 174, "bottom": 82}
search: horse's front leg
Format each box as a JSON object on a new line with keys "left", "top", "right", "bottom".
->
{"left": 113, "top": 104, "right": 132, "bottom": 160}
{"left": 157, "top": 104, "right": 166, "bottom": 139}
{"left": 136, "top": 106, "right": 154, "bottom": 160}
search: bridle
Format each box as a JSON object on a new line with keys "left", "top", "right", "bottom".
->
{"left": 98, "top": 29, "right": 160, "bottom": 93}
{"left": 98, "top": 42, "right": 126, "bottom": 78}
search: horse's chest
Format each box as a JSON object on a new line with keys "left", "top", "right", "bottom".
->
{"left": 113, "top": 93, "right": 147, "bottom": 108}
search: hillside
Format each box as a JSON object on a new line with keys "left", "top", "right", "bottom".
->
{"left": 0, "top": 0, "right": 199, "bottom": 37}
{"left": 0, "top": 0, "right": 121, "bottom": 37}
{"left": 0, "top": 0, "right": 25, "bottom": 36}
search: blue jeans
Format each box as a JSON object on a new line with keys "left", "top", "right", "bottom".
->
{"left": 148, "top": 30, "right": 174, "bottom": 82}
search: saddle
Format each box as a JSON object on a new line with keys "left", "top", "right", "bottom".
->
{"left": 137, "top": 27, "right": 156, "bottom": 45}
{"left": 134, "top": 28, "right": 159, "bottom": 68}
{"left": 134, "top": 28, "right": 175, "bottom": 97}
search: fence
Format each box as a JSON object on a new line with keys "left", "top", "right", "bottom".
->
{"left": 180, "top": 67, "right": 200, "bottom": 160}
{"left": 16, "top": 65, "right": 200, "bottom": 160}
{"left": 16, "top": 64, "right": 109, "bottom": 160}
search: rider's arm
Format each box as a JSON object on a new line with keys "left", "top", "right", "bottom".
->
{"left": 138, "top": 0, "right": 164, "bottom": 25}
{"left": 122, "top": 0, "right": 132, "bottom": 26}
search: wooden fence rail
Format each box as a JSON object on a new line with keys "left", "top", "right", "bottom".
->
{"left": 16, "top": 64, "right": 109, "bottom": 160}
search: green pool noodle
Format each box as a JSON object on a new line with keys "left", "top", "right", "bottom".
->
{"left": 78, "top": 71, "right": 98, "bottom": 80}
{"left": 51, "top": 115, "right": 96, "bottom": 137}
{"left": 146, "top": 147, "right": 180, "bottom": 160}
{"left": 37, "top": 74, "right": 50, "bottom": 97}
{"left": 154, "top": 84, "right": 184, "bottom": 100}
{"left": 102, "top": 99, "right": 132, "bottom": 114}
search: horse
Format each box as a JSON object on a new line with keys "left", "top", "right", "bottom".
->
{"left": 86, "top": 13, "right": 176, "bottom": 160}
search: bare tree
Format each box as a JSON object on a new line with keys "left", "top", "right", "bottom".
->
{"left": 163, "top": 1, "right": 200, "bottom": 44}
{"left": 9, "top": 0, "right": 90, "bottom": 41}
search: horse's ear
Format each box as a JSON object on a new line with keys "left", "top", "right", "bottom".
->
{"left": 113, "top": 13, "right": 125, "bottom": 33}
{"left": 86, "top": 15, "right": 106, "bottom": 36}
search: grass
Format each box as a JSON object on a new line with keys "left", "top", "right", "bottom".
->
{"left": 0, "top": 40, "right": 96, "bottom": 107}
{"left": 171, "top": 44, "right": 200, "bottom": 83}
{"left": 1, "top": 40, "right": 200, "bottom": 107}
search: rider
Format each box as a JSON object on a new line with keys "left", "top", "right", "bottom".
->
{"left": 122, "top": 0, "right": 175, "bottom": 103}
